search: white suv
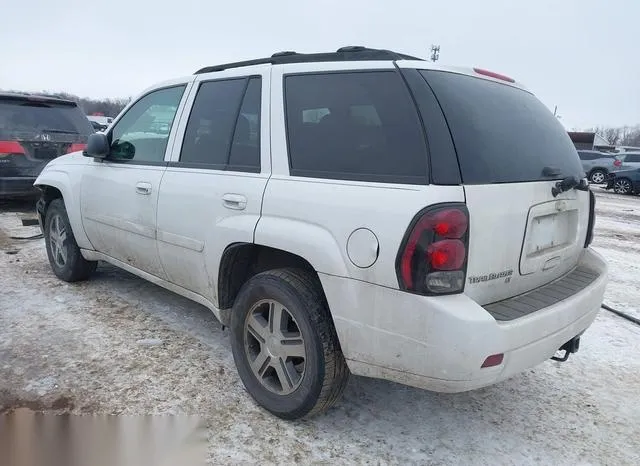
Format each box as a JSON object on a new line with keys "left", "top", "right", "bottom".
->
{"left": 34, "top": 47, "right": 608, "bottom": 420}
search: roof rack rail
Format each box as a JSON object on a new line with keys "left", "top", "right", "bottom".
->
{"left": 194, "top": 46, "right": 423, "bottom": 74}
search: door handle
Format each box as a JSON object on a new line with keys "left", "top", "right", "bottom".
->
{"left": 222, "top": 193, "right": 247, "bottom": 210}
{"left": 136, "top": 182, "right": 152, "bottom": 195}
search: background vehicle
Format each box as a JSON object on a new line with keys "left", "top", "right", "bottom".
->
{"left": 90, "top": 120, "right": 107, "bottom": 132}
{"left": 613, "top": 146, "right": 640, "bottom": 153}
{"left": 0, "top": 92, "right": 94, "bottom": 198}
{"left": 87, "top": 115, "right": 114, "bottom": 128}
{"left": 34, "top": 47, "right": 607, "bottom": 420}
{"left": 577, "top": 150, "right": 622, "bottom": 184}
{"left": 616, "top": 152, "right": 640, "bottom": 171}
{"left": 605, "top": 168, "right": 640, "bottom": 195}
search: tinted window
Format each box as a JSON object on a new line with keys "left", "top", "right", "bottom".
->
{"left": 180, "top": 77, "right": 261, "bottom": 172}
{"left": 421, "top": 71, "right": 583, "bottom": 184}
{"left": 180, "top": 79, "right": 245, "bottom": 167}
{"left": 0, "top": 98, "right": 93, "bottom": 139}
{"left": 577, "top": 152, "right": 594, "bottom": 160}
{"left": 229, "top": 78, "right": 261, "bottom": 171}
{"left": 110, "top": 85, "right": 185, "bottom": 162}
{"left": 625, "top": 154, "right": 640, "bottom": 163}
{"left": 284, "top": 71, "right": 428, "bottom": 184}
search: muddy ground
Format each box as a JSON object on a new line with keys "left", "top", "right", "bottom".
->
{"left": 1, "top": 191, "right": 639, "bottom": 465}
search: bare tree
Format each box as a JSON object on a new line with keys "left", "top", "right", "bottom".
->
{"left": 602, "top": 127, "right": 622, "bottom": 146}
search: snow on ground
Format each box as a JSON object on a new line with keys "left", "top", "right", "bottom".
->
{"left": 1, "top": 193, "right": 640, "bottom": 465}
{"left": 591, "top": 187, "right": 640, "bottom": 320}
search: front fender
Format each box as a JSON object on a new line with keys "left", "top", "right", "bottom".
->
{"left": 34, "top": 167, "right": 93, "bottom": 250}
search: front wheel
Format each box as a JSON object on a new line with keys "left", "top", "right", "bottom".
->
{"left": 230, "top": 269, "right": 349, "bottom": 420}
{"left": 613, "top": 178, "right": 633, "bottom": 195}
{"left": 44, "top": 199, "right": 97, "bottom": 282}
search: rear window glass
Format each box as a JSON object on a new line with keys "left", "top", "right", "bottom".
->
{"left": 421, "top": 71, "right": 584, "bottom": 184}
{"left": 284, "top": 71, "right": 428, "bottom": 184}
{"left": 0, "top": 99, "right": 94, "bottom": 139}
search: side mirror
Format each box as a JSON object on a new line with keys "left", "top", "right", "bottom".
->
{"left": 84, "top": 132, "right": 110, "bottom": 159}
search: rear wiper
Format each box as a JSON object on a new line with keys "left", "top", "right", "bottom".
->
{"left": 551, "top": 176, "right": 589, "bottom": 197}
{"left": 542, "top": 166, "right": 562, "bottom": 177}
{"left": 41, "top": 128, "right": 79, "bottom": 134}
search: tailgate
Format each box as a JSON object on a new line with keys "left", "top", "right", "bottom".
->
{"left": 417, "top": 68, "right": 590, "bottom": 305}
{"left": 464, "top": 183, "right": 589, "bottom": 305}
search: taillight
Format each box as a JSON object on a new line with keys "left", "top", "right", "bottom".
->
{"left": 0, "top": 141, "right": 25, "bottom": 157}
{"left": 396, "top": 203, "right": 469, "bottom": 295}
{"left": 66, "top": 143, "right": 87, "bottom": 154}
{"left": 613, "top": 159, "right": 622, "bottom": 167}
{"left": 473, "top": 68, "right": 515, "bottom": 83}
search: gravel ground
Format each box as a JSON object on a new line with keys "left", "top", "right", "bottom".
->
{"left": 1, "top": 191, "right": 639, "bottom": 465}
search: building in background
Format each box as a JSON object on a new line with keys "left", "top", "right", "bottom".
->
{"left": 568, "top": 131, "right": 615, "bottom": 151}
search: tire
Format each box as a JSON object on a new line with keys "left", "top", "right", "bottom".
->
{"left": 589, "top": 169, "right": 607, "bottom": 184}
{"left": 613, "top": 178, "right": 633, "bottom": 195}
{"left": 230, "top": 268, "right": 349, "bottom": 420}
{"left": 44, "top": 199, "right": 97, "bottom": 282}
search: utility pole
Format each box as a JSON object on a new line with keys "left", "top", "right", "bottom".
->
{"left": 430, "top": 45, "right": 440, "bottom": 62}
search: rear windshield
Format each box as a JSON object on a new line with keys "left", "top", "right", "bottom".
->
{"left": 421, "top": 71, "right": 584, "bottom": 184}
{"left": 0, "top": 99, "right": 94, "bottom": 139}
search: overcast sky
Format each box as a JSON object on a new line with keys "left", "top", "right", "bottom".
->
{"left": 2, "top": 0, "right": 638, "bottom": 129}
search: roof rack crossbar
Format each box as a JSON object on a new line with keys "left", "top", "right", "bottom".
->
{"left": 194, "top": 46, "right": 422, "bottom": 74}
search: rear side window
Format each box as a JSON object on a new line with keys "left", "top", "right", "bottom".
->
{"left": 578, "top": 151, "right": 608, "bottom": 161}
{"left": 421, "top": 71, "right": 584, "bottom": 184}
{"left": 625, "top": 154, "right": 640, "bottom": 163}
{"left": 180, "top": 77, "right": 261, "bottom": 172}
{"left": 0, "top": 98, "right": 93, "bottom": 139}
{"left": 284, "top": 71, "right": 428, "bottom": 184}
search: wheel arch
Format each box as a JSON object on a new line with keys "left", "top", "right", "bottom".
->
{"left": 34, "top": 171, "right": 93, "bottom": 249}
{"left": 218, "top": 243, "right": 325, "bottom": 313}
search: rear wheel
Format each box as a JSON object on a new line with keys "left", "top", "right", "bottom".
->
{"left": 613, "top": 178, "right": 633, "bottom": 195}
{"left": 44, "top": 199, "right": 97, "bottom": 282}
{"left": 589, "top": 169, "right": 607, "bottom": 184}
{"left": 230, "top": 268, "right": 349, "bottom": 420}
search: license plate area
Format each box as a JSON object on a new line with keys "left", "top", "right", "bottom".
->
{"left": 520, "top": 202, "right": 579, "bottom": 275}
{"left": 34, "top": 147, "right": 60, "bottom": 159}
{"left": 526, "top": 212, "right": 574, "bottom": 255}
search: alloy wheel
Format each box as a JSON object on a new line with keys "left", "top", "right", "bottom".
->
{"left": 591, "top": 171, "right": 606, "bottom": 184}
{"left": 244, "top": 299, "right": 306, "bottom": 395}
{"left": 49, "top": 214, "right": 68, "bottom": 268}
{"left": 614, "top": 179, "right": 632, "bottom": 194}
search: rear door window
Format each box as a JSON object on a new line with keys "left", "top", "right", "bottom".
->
{"left": 284, "top": 71, "right": 428, "bottom": 184}
{"left": 179, "top": 77, "right": 261, "bottom": 172}
{"left": 0, "top": 98, "right": 93, "bottom": 139}
{"left": 420, "top": 71, "right": 583, "bottom": 184}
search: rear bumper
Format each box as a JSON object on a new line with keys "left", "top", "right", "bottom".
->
{"left": 321, "top": 248, "right": 607, "bottom": 392}
{"left": 0, "top": 177, "right": 39, "bottom": 197}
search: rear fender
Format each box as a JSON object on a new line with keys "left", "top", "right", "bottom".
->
{"left": 34, "top": 168, "right": 93, "bottom": 249}
{"left": 254, "top": 216, "right": 349, "bottom": 278}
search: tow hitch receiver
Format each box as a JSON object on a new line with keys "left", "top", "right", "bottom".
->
{"left": 551, "top": 336, "right": 581, "bottom": 362}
